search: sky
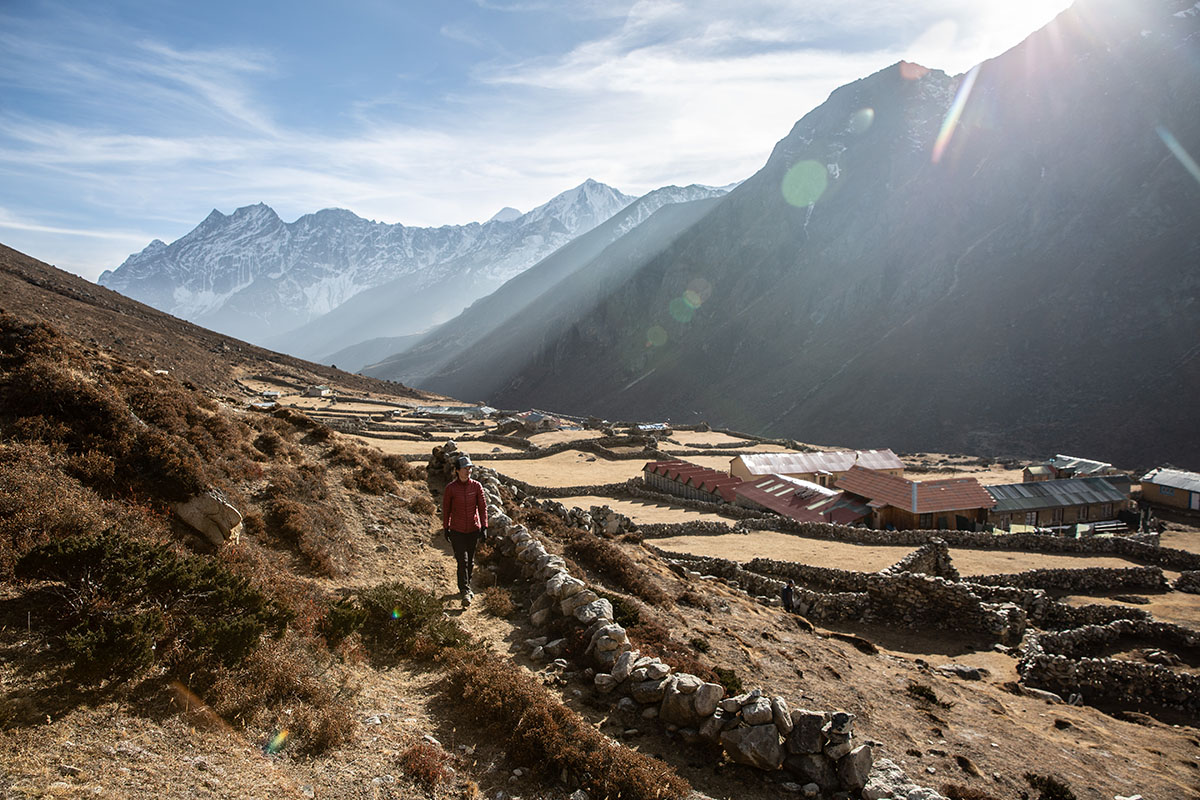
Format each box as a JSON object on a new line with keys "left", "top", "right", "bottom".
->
{"left": 0, "top": 0, "right": 1074, "bottom": 282}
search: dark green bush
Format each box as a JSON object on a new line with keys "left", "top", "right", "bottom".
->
{"left": 326, "top": 582, "right": 470, "bottom": 666}
{"left": 713, "top": 667, "right": 743, "bottom": 695}
{"left": 16, "top": 533, "right": 290, "bottom": 682}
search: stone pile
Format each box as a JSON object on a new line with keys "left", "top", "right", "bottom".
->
{"left": 529, "top": 499, "right": 637, "bottom": 538}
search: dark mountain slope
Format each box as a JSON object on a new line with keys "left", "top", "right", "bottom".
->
{"left": 363, "top": 190, "right": 725, "bottom": 388}
{"left": 451, "top": 0, "right": 1199, "bottom": 467}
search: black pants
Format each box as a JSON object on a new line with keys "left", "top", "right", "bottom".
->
{"left": 448, "top": 530, "right": 479, "bottom": 594}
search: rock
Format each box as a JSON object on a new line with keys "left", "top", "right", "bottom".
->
{"left": 617, "top": 697, "right": 639, "bottom": 715}
{"left": 561, "top": 589, "right": 599, "bottom": 616}
{"left": 837, "top": 745, "right": 874, "bottom": 790}
{"left": 611, "top": 650, "right": 640, "bottom": 683}
{"left": 641, "top": 706, "right": 659, "bottom": 720}
{"left": 824, "top": 735, "right": 854, "bottom": 761}
{"left": 862, "top": 757, "right": 915, "bottom": 800}
{"left": 1023, "top": 687, "right": 1065, "bottom": 704}
{"left": 630, "top": 678, "right": 670, "bottom": 704}
{"left": 788, "top": 710, "right": 826, "bottom": 754}
{"left": 803, "top": 783, "right": 820, "bottom": 798}
{"left": 594, "top": 674, "right": 617, "bottom": 692}
{"left": 785, "top": 753, "right": 838, "bottom": 791}
{"left": 698, "top": 711, "right": 726, "bottom": 743}
{"left": 825, "top": 711, "right": 855, "bottom": 736}
{"left": 674, "top": 673, "right": 703, "bottom": 694}
{"left": 936, "top": 664, "right": 985, "bottom": 680}
{"left": 694, "top": 683, "right": 724, "bottom": 717}
{"left": 569, "top": 791, "right": 590, "bottom": 800}
{"left": 721, "top": 724, "right": 785, "bottom": 770}
{"left": 530, "top": 608, "right": 552, "bottom": 628}
{"left": 174, "top": 489, "right": 243, "bottom": 547}
{"left": 644, "top": 661, "right": 671, "bottom": 680}
{"left": 574, "top": 598, "right": 614, "bottom": 626}
{"left": 772, "top": 696, "right": 793, "bottom": 735}
{"left": 742, "top": 697, "right": 774, "bottom": 725}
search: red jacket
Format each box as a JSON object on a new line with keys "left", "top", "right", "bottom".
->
{"left": 442, "top": 477, "right": 488, "bottom": 534}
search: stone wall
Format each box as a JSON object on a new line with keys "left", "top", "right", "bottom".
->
{"left": 1176, "top": 571, "right": 1200, "bottom": 594}
{"left": 467, "top": 466, "right": 905, "bottom": 796}
{"left": 877, "top": 540, "right": 960, "bottom": 581}
{"left": 1019, "top": 620, "right": 1200, "bottom": 718}
{"left": 967, "top": 566, "right": 1169, "bottom": 593}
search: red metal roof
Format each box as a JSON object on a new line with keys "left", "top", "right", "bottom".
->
{"left": 643, "top": 460, "right": 742, "bottom": 502}
{"left": 835, "top": 466, "right": 994, "bottom": 513}
{"left": 734, "top": 475, "right": 868, "bottom": 525}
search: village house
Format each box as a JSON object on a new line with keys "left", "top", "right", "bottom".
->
{"left": 985, "top": 477, "right": 1131, "bottom": 531}
{"left": 303, "top": 385, "right": 332, "bottom": 398}
{"left": 729, "top": 449, "right": 904, "bottom": 488}
{"left": 1140, "top": 467, "right": 1200, "bottom": 513}
{"left": 834, "top": 465, "right": 994, "bottom": 531}
{"left": 642, "top": 460, "right": 742, "bottom": 504}
{"left": 734, "top": 474, "right": 869, "bottom": 525}
{"left": 1041, "top": 454, "right": 1122, "bottom": 480}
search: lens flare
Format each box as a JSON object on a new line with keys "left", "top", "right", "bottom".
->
{"left": 1158, "top": 126, "right": 1200, "bottom": 188}
{"left": 686, "top": 278, "right": 712, "bottom": 305}
{"left": 265, "top": 729, "right": 290, "bottom": 754}
{"left": 932, "top": 65, "right": 980, "bottom": 164}
{"left": 683, "top": 289, "right": 702, "bottom": 308}
{"left": 848, "top": 108, "right": 875, "bottom": 135}
{"left": 646, "top": 326, "right": 668, "bottom": 348}
{"left": 669, "top": 296, "right": 695, "bottom": 323}
{"left": 391, "top": 607, "right": 401, "bottom": 619}
{"left": 781, "top": 160, "right": 828, "bottom": 208}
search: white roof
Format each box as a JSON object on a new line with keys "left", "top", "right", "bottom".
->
{"left": 734, "top": 449, "right": 903, "bottom": 476}
{"left": 1141, "top": 467, "right": 1200, "bottom": 493}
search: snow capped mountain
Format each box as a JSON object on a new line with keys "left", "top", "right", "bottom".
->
{"left": 488, "top": 207, "right": 522, "bottom": 223}
{"left": 97, "top": 181, "right": 640, "bottom": 347}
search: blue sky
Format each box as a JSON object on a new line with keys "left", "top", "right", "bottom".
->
{"left": 0, "top": 0, "right": 1073, "bottom": 281}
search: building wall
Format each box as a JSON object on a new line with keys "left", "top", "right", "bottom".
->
{"left": 729, "top": 458, "right": 902, "bottom": 484}
{"left": 872, "top": 506, "right": 988, "bottom": 531}
{"left": 990, "top": 497, "right": 1131, "bottom": 528}
{"left": 1141, "top": 481, "right": 1195, "bottom": 511}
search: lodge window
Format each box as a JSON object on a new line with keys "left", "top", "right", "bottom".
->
{"left": 919, "top": 513, "right": 933, "bottom": 528}
{"left": 1025, "top": 511, "right": 1038, "bottom": 525}
{"left": 1051, "top": 508, "right": 1063, "bottom": 523}
{"left": 1100, "top": 503, "right": 1112, "bottom": 517}
{"left": 1078, "top": 505, "right": 1089, "bottom": 521}
{"left": 1161, "top": 486, "right": 1175, "bottom": 496}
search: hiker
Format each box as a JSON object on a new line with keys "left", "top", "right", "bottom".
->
{"left": 442, "top": 454, "right": 488, "bottom": 607}
{"left": 781, "top": 579, "right": 795, "bottom": 613}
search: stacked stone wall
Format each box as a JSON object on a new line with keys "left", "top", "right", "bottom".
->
{"left": 1019, "top": 620, "right": 1200, "bottom": 718}
{"left": 746, "top": 558, "right": 871, "bottom": 593}
{"left": 469, "top": 467, "right": 899, "bottom": 796}
{"left": 1176, "top": 571, "right": 1200, "bottom": 594}
{"left": 877, "top": 540, "right": 959, "bottom": 580}
{"left": 967, "top": 566, "right": 1168, "bottom": 593}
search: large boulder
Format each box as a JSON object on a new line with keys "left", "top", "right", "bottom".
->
{"left": 721, "top": 724, "right": 785, "bottom": 770}
{"left": 174, "top": 489, "right": 243, "bottom": 547}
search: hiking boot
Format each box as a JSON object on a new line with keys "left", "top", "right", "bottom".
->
{"left": 462, "top": 589, "right": 473, "bottom": 608}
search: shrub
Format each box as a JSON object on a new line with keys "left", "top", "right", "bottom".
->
{"left": 627, "top": 618, "right": 719, "bottom": 685}
{"left": 16, "top": 533, "right": 290, "bottom": 683}
{"left": 409, "top": 493, "right": 437, "bottom": 516}
{"left": 381, "top": 454, "right": 415, "bottom": 481}
{"left": 347, "top": 464, "right": 397, "bottom": 495}
{"left": 398, "top": 741, "right": 451, "bottom": 790}
{"left": 207, "top": 633, "right": 357, "bottom": 756}
{"left": 942, "top": 784, "right": 1002, "bottom": 800}
{"left": 1024, "top": 774, "right": 1077, "bottom": 800}
{"left": 324, "top": 583, "right": 470, "bottom": 666}
{"left": 560, "top": 527, "right": 669, "bottom": 606}
{"left": 444, "top": 650, "right": 690, "bottom": 800}
{"left": 481, "top": 586, "right": 517, "bottom": 618}
{"left": 713, "top": 667, "right": 743, "bottom": 695}
{"left": 595, "top": 590, "right": 641, "bottom": 628}
{"left": 907, "top": 682, "right": 953, "bottom": 709}
{"left": 688, "top": 637, "right": 711, "bottom": 654}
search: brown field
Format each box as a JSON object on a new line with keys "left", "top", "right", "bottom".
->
{"left": 555, "top": 494, "right": 731, "bottom": 525}
{"left": 487, "top": 450, "right": 650, "bottom": 485}
{"left": 653, "top": 531, "right": 916, "bottom": 572}
{"left": 951, "top": 549, "right": 1147, "bottom": 576}
{"left": 349, "top": 434, "right": 523, "bottom": 457}
{"left": 1161, "top": 529, "right": 1200, "bottom": 554}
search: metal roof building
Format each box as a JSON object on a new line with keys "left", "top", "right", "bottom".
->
{"left": 836, "top": 466, "right": 995, "bottom": 514}
{"left": 1140, "top": 467, "right": 1200, "bottom": 494}
{"left": 1045, "top": 454, "right": 1117, "bottom": 477}
{"left": 731, "top": 449, "right": 904, "bottom": 479}
{"left": 643, "top": 460, "right": 742, "bottom": 504}
{"left": 985, "top": 477, "right": 1128, "bottom": 513}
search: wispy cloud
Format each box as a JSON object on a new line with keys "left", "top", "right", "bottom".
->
{"left": 0, "top": 0, "right": 1071, "bottom": 282}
